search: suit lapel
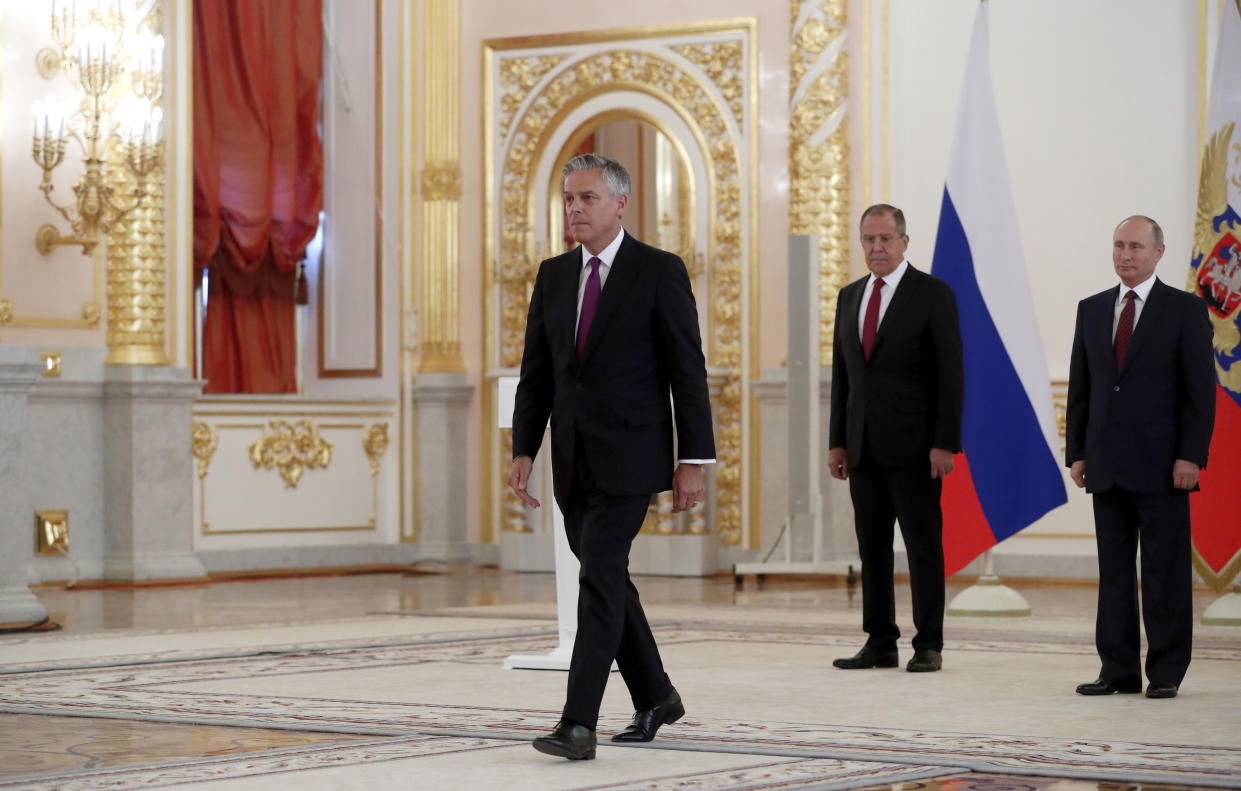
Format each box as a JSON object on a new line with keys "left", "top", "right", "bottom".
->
{"left": 550, "top": 249, "right": 584, "bottom": 352}
{"left": 578, "top": 233, "right": 642, "bottom": 367}
{"left": 1092, "top": 287, "right": 1119, "bottom": 375}
{"left": 840, "top": 278, "right": 865, "bottom": 359}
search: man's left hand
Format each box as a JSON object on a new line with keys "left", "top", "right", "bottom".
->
{"left": 672, "top": 463, "right": 705, "bottom": 512}
{"left": 1172, "top": 459, "right": 1200, "bottom": 490}
{"left": 930, "top": 448, "right": 954, "bottom": 479}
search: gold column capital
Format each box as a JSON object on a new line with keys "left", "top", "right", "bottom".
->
{"left": 421, "top": 163, "right": 462, "bottom": 200}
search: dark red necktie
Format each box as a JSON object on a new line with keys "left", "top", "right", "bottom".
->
{"left": 576, "top": 256, "right": 602, "bottom": 360}
{"left": 1114, "top": 290, "right": 1136, "bottom": 369}
{"left": 861, "top": 277, "right": 885, "bottom": 359}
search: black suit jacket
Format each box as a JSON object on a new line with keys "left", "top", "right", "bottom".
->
{"left": 1065, "top": 278, "right": 1216, "bottom": 494}
{"left": 511, "top": 232, "right": 715, "bottom": 505}
{"left": 829, "top": 265, "right": 964, "bottom": 468}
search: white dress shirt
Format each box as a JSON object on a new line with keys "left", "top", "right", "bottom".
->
{"left": 575, "top": 228, "right": 714, "bottom": 466}
{"left": 1112, "top": 272, "right": 1156, "bottom": 341}
{"left": 857, "top": 258, "right": 911, "bottom": 340}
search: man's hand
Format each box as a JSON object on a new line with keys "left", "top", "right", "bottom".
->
{"left": 507, "top": 455, "right": 540, "bottom": 508}
{"left": 929, "top": 448, "right": 954, "bottom": 479}
{"left": 829, "top": 447, "right": 848, "bottom": 480}
{"left": 1070, "top": 460, "right": 1086, "bottom": 489}
{"left": 672, "top": 463, "right": 705, "bottom": 512}
{"left": 1172, "top": 459, "right": 1200, "bottom": 490}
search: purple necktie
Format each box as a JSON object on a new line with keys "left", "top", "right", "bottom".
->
{"left": 576, "top": 256, "right": 602, "bottom": 360}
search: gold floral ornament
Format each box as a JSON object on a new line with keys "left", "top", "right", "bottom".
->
{"left": 191, "top": 421, "right": 218, "bottom": 479}
{"left": 362, "top": 423, "right": 389, "bottom": 477}
{"left": 249, "top": 420, "right": 333, "bottom": 488}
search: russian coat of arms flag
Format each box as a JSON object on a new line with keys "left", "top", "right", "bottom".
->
{"left": 1189, "top": 0, "right": 1241, "bottom": 591}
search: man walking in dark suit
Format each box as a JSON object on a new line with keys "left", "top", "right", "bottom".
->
{"left": 509, "top": 154, "right": 716, "bottom": 759}
{"left": 828, "top": 204, "right": 964, "bottom": 674}
{"left": 1067, "top": 215, "right": 1215, "bottom": 700}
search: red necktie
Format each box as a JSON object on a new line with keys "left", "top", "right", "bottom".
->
{"left": 1114, "top": 290, "right": 1136, "bottom": 369}
{"left": 576, "top": 256, "right": 602, "bottom": 360}
{"left": 861, "top": 277, "right": 885, "bottom": 359}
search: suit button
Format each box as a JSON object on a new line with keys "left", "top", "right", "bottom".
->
{"left": 1113, "top": 385, "right": 1120, "bottom": 392}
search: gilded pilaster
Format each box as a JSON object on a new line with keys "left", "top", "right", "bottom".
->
{"left": 106, "top": 5, "right": 168, "bottom": 366}
{"left": 418, "top": 0, "right": 464, "bottom": 373}
{"left": 790, "top": 0, "right": 850, "bottom": 364}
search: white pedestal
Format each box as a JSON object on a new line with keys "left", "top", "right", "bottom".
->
{"left": 503, "top": 502, "right": 577, "bottom": 670}
{"left": 497, "top": 375, "right": 614, "bottom": 671}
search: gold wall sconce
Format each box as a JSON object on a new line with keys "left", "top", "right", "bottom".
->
{"left": 41, "top": 350, "right": 63, "bottom": 377}
{"left": 32, "top": 1, "right": 165, "bottom": 256}
{"left": 35, "top": 510, "right": 70, "bottom": 556}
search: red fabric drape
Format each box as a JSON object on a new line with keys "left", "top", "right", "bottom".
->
{"left": 193, "top": 0, "right": 323, "bottom": 393}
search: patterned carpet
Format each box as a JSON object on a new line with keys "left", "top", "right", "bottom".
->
{"left": 1, "top": 613, "right": 1238, "bottom": 790}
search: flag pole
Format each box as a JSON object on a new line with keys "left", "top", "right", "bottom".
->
{"left": 946, "top": 549, "right": 1031, "bottom": 617}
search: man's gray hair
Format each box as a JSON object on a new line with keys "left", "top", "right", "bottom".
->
{"left": 563, "top": 154, "right": 631, "bottom": 199}
{"left": 860, "top": 203, "right": 907, "bottom": 237}
{"left": 1116, "top": 215, "right": 1164, "bottom": 247}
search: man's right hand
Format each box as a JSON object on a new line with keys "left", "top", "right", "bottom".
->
{"left": 508, "top": 455, "right": 540, "bottom": 508}
{"left": 829, "top": 447, "right": 848, "bottom": 480}
{"left": 1070, "top": 460, "right": 1086, "bottom": 489}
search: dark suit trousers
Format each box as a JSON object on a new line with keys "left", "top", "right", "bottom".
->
{"left": 848, "top": 439, "right": 945, "bottom": 653}
{"left": 1091, "top": 487, "right": 1193, "bottom": 686}
{"left": 560, "top": 449, "right": 673, "bottom": 730}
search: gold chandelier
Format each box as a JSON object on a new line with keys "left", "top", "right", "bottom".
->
{"left": 32, "top": 0, "right": 165, "bottom": 256}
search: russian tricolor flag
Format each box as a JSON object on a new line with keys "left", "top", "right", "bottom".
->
{"left": 929, "top": 3, "right": 1067, "bottom": 576}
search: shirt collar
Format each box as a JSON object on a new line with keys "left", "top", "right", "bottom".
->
{"left": 581, "top": 228, "right": 625, "bottom": 270}
{"left": 867, "top": 258, "right": 910, "bottom": 290}
{"left": 1118, "top": 272, "right": 1157, "bottom": 303}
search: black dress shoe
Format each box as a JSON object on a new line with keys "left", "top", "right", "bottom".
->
{"left": 905, "top": 649, "right": 942, "bottom": 673}
{"left": 1075, "top": 677, "right": 1142, "bottom": 695}
{"left": 1146, "top": 681, "right": 1179, "bottom": 699}
{"left": 611, "top": 689, "right": 685, "bottom": 743}
{"left": 833, "top": 646, "right": 899, "bottom": 669}
{"left": 532, "top": 719, "right": 596, "bottom": 760}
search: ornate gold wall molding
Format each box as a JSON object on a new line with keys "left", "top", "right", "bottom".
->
{"left": 484, "top": 22, "right": 755, "bottom": 546}
{"left": 249, "top": 420, "right": 334, "bottom": 488}
{"left": 789, "top": 0, "right": 849, "bottom": 365}
{"left": 191, "top": 421, "right": 218, "bottom": 479}
{"left": 362, "top": 422, "right": 390, "bottom": 476}
{"left": 418, "top": 0, "right": 465, "bottom": 373}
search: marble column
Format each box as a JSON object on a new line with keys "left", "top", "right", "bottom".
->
{"left": 102, "top": 366, "right": 207, "bottom": 581}
{"left": 412, "top": 372, "right": 473, "bottom": 562}
{"left": 0, "top": 349, "right": 48, "bottom": 625}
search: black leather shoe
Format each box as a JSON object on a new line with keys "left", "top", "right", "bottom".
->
{"left": 532, "top": 719, "right": 596, "bottom": 760}
{"left": 832, "top": 646, "right": 899, "bottom": 669}
{"left": 1075, "top": 677, "right": 1142, "bottom": 695}
{"left": 1146, "top": 681, "right": 1179, "bottom": 699}
{"left": 905, "top": 649, "right": 942, "bottom": 672}
{"left": 611, "top": 689, "right": 685, "bottom": 743}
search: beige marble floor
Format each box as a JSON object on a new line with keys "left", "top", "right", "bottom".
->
{"left": 3, "top": 569, "right": 1233, "bottom": 789}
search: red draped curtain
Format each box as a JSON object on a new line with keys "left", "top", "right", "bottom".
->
{"left": 193, "top": 0, "right": 323, "bottom": 393}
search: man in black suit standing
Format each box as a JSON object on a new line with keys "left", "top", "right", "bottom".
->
{"left": 1066, "top": 215, "right": 1215, "bottom": 700}
{"left": 828, "top": 204, "right": 964, "bottom": 674}
{"left": 509, "top": 154, "right": 716, "bottom": 759}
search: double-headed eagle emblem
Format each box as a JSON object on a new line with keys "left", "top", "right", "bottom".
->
{"left": 1191, "top": 121, "right": 1241, "bottom": 396}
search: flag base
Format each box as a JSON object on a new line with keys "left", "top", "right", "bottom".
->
{"left": 946, "top": 575, "right": 1031, "bottom": 618}
{"left": 1201, "top": 584, "right": 1241, "bottom": 627}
